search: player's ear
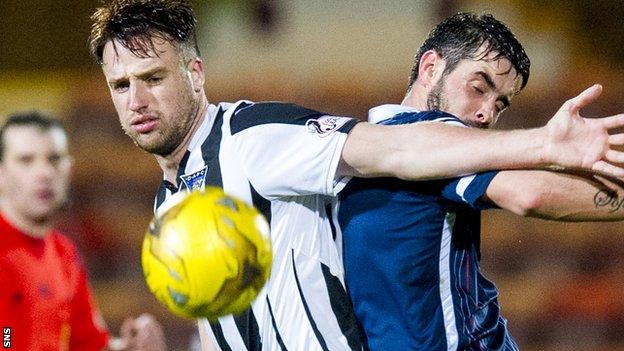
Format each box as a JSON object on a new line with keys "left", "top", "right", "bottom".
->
{"left": 188, "top": 57, "right": 205, "bottom": 93}
{"left": 418, "top": 50, "right": 444, "bottom": 88}
{"left": 67, "top": 155, "right": 74, "bottom": 175}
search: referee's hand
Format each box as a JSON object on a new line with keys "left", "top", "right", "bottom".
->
{"left": 112, "top": 313, "right": 167, "bottom": 351}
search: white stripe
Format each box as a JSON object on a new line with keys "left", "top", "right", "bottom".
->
{"left": 455, "top": 175, "right": 476, "bottom": 202}
{"left": 197, "top": 318, "right": 222, "bottom": 351}
{"left": 218, "top": 316, "right": 248, "bottom": 350}
{"left": 439, "top": 213, "right": 458, "bottom": 351}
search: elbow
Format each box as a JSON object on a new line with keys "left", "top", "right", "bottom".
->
{"left": 512, "top": 189, "right": 547, "bottom": 217}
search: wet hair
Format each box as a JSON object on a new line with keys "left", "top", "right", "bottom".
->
{"left": 408, "top": 12, "right": 530, "bottom": 92}
{"left": 89, "top": 0, "right": 200, "bottom": 64}
{"left": 0, "top": 111, "right": 66, "bottom": 161}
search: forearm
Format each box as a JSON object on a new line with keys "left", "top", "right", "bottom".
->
{"left": 487, "top": 170, "right": 624, "bottom": 221}
{"left": 340, "top": 122, "right": 550, "bottom": 180}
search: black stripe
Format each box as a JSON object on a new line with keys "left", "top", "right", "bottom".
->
{"left": 210, "top": 322, "right": 233, "bottom": 351}
{"left": 337, "top": 119, "right": 361, "bottom": 134}
{"left": 250, "top": 183, "right": 271, "bottom": 224}
{"left": 231, "top": 102, "right": 327, "bottom": 135}
{"left": 320, "top": 264, "right": 366, "bottom": 351}
{"left": 233, "top": 309, "right": 263, "bottom": 350}
{"left": 325, "top": 203, "right": 337, "bottom": 241}
{"left": 266, "top": 296, "right": 288, "bottom": 351}
{"left": 291, "top": 249, "right": 329, "bottom": 351}
{"left": 202, "top": 106, "right": 226, "bottom": 188}
{"left": 154, "top": 180, "right": 178, "bottom": 210}
{"left": 176, "top": 150, "right": 192, "bottom": 190}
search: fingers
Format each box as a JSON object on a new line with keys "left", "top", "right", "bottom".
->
{"left": 131, "top": 314, "right": 167, "bottom": 351}
{"left": 561, "top": 84, "right": 603, "bottom": 114}
{"left": 596, "top": 113, "right": 624, "bottom": 130}
{"left": 609, "top": 133, "right": 624, "bottom": 145}
{"left": 120, "top": 317, "right": 135, "bottom": 340}
{"left": 592, "top": 160, "right": 624, "bottom": 178}
{"left": 605, "top": 149, "right": 624, "bottom": 164}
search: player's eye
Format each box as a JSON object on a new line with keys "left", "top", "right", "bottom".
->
{"left": 147, "top": 76, "right": 163, "bottom": 84}
{"left": 17, "top": 155, "right": 34, "bottom": 165}
{"left": 473, "top": 86, "right": 485, "bottom": 95}
{"left": 48, "top": 154, "right": 61, "bottom": 166}
{"left": 112, "top": 81, "right": 129, "bottom": 93}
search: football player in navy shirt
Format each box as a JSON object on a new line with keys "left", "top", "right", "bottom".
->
{"left": 339, "top": 12, "right": 624, "bottom": 351}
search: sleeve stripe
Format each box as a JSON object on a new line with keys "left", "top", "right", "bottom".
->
{"left": 337, "top": 118, "right": 361, "bottom": 134}
{"left": 455, "top": 175, "right": 477, "bottom": 202}
{"left": 230, "top": 102, "right": 327, "bottom": 135}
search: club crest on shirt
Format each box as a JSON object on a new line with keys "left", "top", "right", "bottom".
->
{"left": 180, "top": 166, "right": 208, "bottom": 191}
{"left": 306, "top": 116, "right": 344, "bottom": 137}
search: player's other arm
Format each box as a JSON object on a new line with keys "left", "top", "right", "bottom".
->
{"left": 339, "top": 85, "right": 624, "bottom": 180}
{"left": 484, "top": 170, "right": 624, "bottom": 221}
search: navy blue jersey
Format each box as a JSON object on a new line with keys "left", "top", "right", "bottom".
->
{"left": 338, "top": 109, "right": 518, "bottom": 351}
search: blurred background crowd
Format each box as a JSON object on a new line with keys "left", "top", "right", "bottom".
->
{"left": 1, "top": 1, "right": 624, "bottom": 350}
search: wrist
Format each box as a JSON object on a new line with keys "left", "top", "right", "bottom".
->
{"left": 533, "top": 126, "right": 553, "bottom": 167}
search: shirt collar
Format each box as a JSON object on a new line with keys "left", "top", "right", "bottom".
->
{"left": 368, "top": 104, "right": 420, "bottom": 124}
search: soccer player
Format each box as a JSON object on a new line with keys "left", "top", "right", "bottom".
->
{"left": 88, "top": 1, "right": 624, "bottom": 350}
{"left": 337, "top": 13, "right": 624, "bottom": 351}
{"left": 0, "top": 112, "right": 166, "bottom": 351}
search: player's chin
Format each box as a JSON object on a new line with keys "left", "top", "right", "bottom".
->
{"left": 137, "top": 138, "right": 178, "bottom": 156}
{"left": 28, "top": 204, "right": 58, "bottom": 222}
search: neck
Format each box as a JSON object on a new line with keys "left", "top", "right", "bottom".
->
{"left": 401, "top": 84, "right": 429, "bottom": 110}
{"left": 155, "top": 94, "right": 209, "bottom": 185}
{"left": 0, "top": 201, "right": 53, "bottom": 238}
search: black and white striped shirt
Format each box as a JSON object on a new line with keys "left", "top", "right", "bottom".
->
{"left": 154, "top": 101, "right": 365, "bottom": 351}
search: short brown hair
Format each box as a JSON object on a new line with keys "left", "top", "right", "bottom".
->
{"left": 0, "top": 111, "right": 66, "bottom": 161}
{"left": 89, "top": 0, "right": 200, "bottom": 64}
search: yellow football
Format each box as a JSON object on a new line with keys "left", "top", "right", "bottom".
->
{"left": 141, "top": 187, "right": 272, "bottom": 320}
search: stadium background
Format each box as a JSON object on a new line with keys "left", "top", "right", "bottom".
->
{"left": 1, "top": 0, "right": 623, "bottom": 350}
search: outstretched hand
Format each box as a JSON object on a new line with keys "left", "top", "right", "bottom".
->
{"left": 109, "top": 313, "right": 166, "bottom": 351}
{"left": 544, "top": 84, "right": 624, "bottom": 177}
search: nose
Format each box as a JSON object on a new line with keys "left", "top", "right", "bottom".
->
{"left": 475, "top": 104, "right": 496, "bottom": 128}
{"left": 129, "top": 82, "right": 149, "bottom": 112}
{"left": 34, "top": 160, "right": 56, "bottom": 181}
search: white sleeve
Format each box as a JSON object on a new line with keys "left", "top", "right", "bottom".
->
{"left": 225, "top": 102, "right": 360, "bottom": 199}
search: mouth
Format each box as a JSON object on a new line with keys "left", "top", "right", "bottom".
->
{"left": 35, "top": 189, "right": 54, "bottom": 202}
{"left": 131, "top": 115, "right": 159, "bottom": 134}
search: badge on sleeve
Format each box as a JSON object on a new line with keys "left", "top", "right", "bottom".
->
{"left": 306, "top": 116, "right": 349, "bottom": 137}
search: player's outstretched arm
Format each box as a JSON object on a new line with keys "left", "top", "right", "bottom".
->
{"left": 485, "top": 169, "right": 624, "bottom": 221}
{"left": 338, "top": 85, "right": 624, "bottom": 180}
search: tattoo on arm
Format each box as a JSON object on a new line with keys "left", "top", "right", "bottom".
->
{"left": 594, "top": 189, "right": 624, "bottom": 212}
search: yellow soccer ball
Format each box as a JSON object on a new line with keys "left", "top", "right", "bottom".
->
{"left": 141, "top": 187, "right": 272, "bottom": 320}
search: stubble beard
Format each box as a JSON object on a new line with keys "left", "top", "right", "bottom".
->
{"left": 426, "top": 77, "right": 447, "bottom": 111}
{"left": 124, "top": 90, "right": 199, "bottom": 157}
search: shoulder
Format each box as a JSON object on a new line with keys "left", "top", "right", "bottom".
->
{"left": 381, "top": 110, "right": 465, "bottom": 126}
{"left": 228, "top": 101, "right": 330, "bottom": 134}
{"left": 49, "top": 231, "right": 83, "bottom": 266}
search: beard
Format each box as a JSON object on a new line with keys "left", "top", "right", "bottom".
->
{"left": 426, "top": 77, "right": 447, "bottom": 111}
{"left": 128, "top": 118, "right": 188, "bottom": 156}
{"left": 123, "top": 87, "right": 199, "bottom": 157}
{"left": 426, "top": 77, "right": 486, "bottom": 128}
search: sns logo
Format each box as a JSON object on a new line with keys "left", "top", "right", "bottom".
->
{"left": 3, "top": 327, "right": 10, "bottom": 348}
{"left": 306, "top": 116, "right": 344, "bottom": 137}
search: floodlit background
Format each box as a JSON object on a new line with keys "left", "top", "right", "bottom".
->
{"left": 1, "top": 1, "right": 624, "bottom": 350}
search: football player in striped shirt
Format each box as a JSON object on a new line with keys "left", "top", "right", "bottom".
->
{"left": 89, "top": 1, "right": 624, "bottom": 350}
{"left": 338, "top": 12, "right": 624, "bottom": 351}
